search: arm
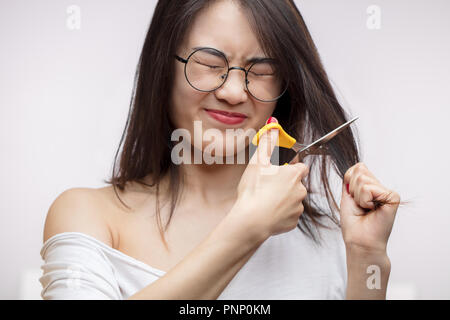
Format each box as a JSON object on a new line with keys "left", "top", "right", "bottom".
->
{"left": 345, "top": 245, "right": 391, "bottom": 300}
{"left": 43, "top": 189, "right": 268, "bottom": 300}
{"left": 44, "top": 123, "right": 309, "bottom": 300}
{"left": 131, "top": 121, "right": 309, "bottom": 299}
{"left": 128, "top": 210, "right": 267, "bottom": 300}
{"left": 340, "top": 162, "right": 400, "bottom": 300}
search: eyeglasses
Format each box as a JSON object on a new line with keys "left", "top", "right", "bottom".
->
{"left": 174, "top": 47, "right": 288, "bottom": 103}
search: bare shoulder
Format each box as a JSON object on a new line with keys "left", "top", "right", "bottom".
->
{"left": 43, "top": 187, "right": 114, "bottom": 247}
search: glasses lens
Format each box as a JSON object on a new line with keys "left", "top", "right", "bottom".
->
{"left": 246, "top": 61, "right": 286, "bottom": 102}
{"left": 185, "top": 49, "right": 228, "bottom": 91}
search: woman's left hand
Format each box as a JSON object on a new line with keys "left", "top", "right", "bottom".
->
{"left": 340, "top": 162, "right": 400, "bottom": 254}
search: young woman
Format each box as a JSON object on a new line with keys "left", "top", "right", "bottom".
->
{"left": 40, "top": 0, "right": 400, "bottom": 299}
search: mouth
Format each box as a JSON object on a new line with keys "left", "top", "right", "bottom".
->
{"left": 204, "top": 109, "right": 248, "bottom": 118}
{"left": 204, "top": 108, "right": 248, "bottom": 125}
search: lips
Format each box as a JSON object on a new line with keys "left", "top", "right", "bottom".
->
{"left": 204, "top": 109, "right": 247, "bottom": 118}
{"left": 204, "top": 108, "right": 248, "bottom": 125}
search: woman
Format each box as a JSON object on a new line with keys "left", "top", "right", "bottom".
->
{"left": 40, "top": 0, "right": 400, "bottom": 299}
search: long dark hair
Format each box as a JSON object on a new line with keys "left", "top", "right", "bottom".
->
{"left": 105, "top": 0, "right": 362, "bottom": 248}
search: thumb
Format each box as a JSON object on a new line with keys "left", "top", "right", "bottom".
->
{"left": 250, "top": 117, "right": 279, "bottom": 166}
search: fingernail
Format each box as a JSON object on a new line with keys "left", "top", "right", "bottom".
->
{"left": 266, "top": 117, "right": 278, "bottom": 124}
{"left": 346, "top": 183, "right": 350, "bottom": 194}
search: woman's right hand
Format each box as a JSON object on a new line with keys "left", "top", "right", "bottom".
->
{"left": 230, "top": 117, "right": 310, "bottom": 239}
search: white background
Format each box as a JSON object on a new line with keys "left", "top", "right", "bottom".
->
{"left": 0, "top": 0, "right": 449, "bottom": 299}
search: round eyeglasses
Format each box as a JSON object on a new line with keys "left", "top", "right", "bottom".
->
{"left": 174, "top": 47, "right": 288, "bottom": 102}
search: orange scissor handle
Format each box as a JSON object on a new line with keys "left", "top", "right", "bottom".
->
{"left": 251, "top": 123, "right": 297, "bottom": 149}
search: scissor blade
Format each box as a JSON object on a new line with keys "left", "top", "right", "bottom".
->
{"left": 289, "top": 116, "right": 359, "bottom": 163}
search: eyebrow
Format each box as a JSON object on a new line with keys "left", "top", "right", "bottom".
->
{"left": 190, "top": 46, "right": 274, "bottom": 64}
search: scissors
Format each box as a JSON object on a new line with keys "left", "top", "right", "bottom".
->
{"left": 251, "top": 116, "right": 359, "bottom": 165}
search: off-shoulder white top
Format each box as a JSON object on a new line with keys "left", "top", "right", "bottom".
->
{"left": 39, "top": 221, "right": 347, "bottom": 300}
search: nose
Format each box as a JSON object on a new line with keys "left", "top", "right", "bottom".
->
{"left": 214, "top": 68, "right": 248, "bottom": 105}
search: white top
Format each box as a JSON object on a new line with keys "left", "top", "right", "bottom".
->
{"left": 39, "top": 221, "right": 347, "bottom": 300}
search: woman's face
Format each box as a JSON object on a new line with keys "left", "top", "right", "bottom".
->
{"left": 170, "top": 0, "right": 277, "bottom": 160}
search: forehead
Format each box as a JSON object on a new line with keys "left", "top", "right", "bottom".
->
{"left": 182, "top": 0, "right": 267, "bottom": 62}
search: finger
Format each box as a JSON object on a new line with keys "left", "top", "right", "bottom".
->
{"left": 344, "top": 162, "right": 369, "bottom": 186}
{"left": 249, "top": 117, "right": 279, "bottom": 166}
{"left": 357, "top": 183, "right": 392, "bottom": 211}
{"left": 355, "top": 162, "right": 380, "bottom": 183}
{"left": 343, "top": 166, "right": 355, "bottom": 196}
{"left": 292, "top": 162, "right": 310, "bottom": 180}
{"left": 355, "top": 183, "right": 377, "bottom": 210}
{"left": 345, "top": 163, "right": 377, "bottom": 196}
{"left": 343, "top": 165, "right": 355, "bottom": 186}
{"left": 350, "top": 173, "right": 378, "bottom": 198}
{"left": 296, "top": 184, "right": 308, "bottom": 202}
{"left": 340, "top": 181, "right": 366, "bottom": 216}
{"left": 349, "top": 162, "right": 380, "bottom": 185}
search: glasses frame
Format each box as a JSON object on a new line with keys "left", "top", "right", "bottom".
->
{"left": 174, "top": 47, "right": 288, "bottom": 103}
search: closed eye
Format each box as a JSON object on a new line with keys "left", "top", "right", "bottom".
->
{"left": 193, "top": 59, "right": 223, "bottom": 69}
{"left": 249, "top": 71, "right": 275, "bottom": 76}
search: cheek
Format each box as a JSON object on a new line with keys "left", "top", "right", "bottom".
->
{"left": 170, "top": 72, "right": 208, "bottom": 153}
{"left": 170, "top": 74, "right": 202, "bottom": 129}
{"left": 251, "top": 103, "right": 277, "bottom": 129}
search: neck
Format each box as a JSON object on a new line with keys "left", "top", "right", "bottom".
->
{"left": 178, "top": 147, "right": 250, "bottom": 207}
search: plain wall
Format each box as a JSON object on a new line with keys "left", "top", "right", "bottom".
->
{"left": 0, "top": 0, "right": 449, "bottom": 299}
